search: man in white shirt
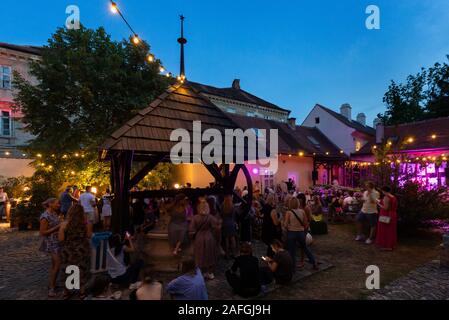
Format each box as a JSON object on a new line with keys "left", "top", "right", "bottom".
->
{"left": 356, "top": 182, "right": 380, "bottom": 244}
{"left": 79, "top": 186, "right": 97, "bottom": 224}
{"left": 0, "top": 187, "right": 9, "bottom": 220}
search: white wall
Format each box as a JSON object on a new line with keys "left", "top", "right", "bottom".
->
{"left": 303, "top": 105, "right": 356, "bottom": 155}
{"left": 0, "top": 158, "right": 34, "bottom": 178}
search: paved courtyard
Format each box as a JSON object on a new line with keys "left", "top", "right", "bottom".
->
{"left": 0, "top": 222, "right": 447, "bottom": 300}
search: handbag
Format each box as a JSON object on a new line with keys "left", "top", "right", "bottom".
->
{"left": 379, "top": 215, "right": 391, "bottom": 224}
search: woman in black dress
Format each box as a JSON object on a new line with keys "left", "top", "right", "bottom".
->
{"left": 261, "top": 193, "right": 281, "bottom": 257}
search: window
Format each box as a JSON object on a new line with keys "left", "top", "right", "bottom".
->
{"left": 1, "top": 111, "right": 11, "bottom": 136}
{"left": 0, "top": 66, "right": 12, "bottom": 89}
{"left": 315, "top": 117, "right": 320, "bottom": 124}
{"left": 263, "top": 171, "right": 274, "bottom": 190}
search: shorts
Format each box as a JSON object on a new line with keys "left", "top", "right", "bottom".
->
{"left": 85, "top": 211, "right": 95, "bottom": 223}
{"left": 356, "top": 212, "right": 378, "bottom": 227}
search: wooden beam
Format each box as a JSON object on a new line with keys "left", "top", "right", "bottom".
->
{"left": 129, "top": 155, "right": 165, "bottom": 187}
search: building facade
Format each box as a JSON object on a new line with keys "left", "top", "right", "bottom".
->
{"left": 0, "top": 43, "right": 41, "bottom": 178}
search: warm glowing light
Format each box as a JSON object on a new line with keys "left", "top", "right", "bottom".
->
{"left": 299, "top": 152, "right": 304, "bottom": 157}
{"left": 48, "top": 165, "right": 53, "bottom": 170}
{"left": 340, "top": 150, "right": 344, "bottom": 154}
{"left": 174, "top": 183, "right": 180, "bottom": 189}
{"left": 22, "top": 153, "right": 26, "bottom": 157}
{"left": 373, "top": 145, "right": 377, "bottom": 149}
{"left": 177, "top": 75, "right": 182, "bottom": 81}
{"left": 159, "top": 66, "right": 165, "bottom": 73}
{"left": 147, "top": 55, "right": 154, "bottom": 63}
{"left": 74, "top": 153, "right": 79, "bottom": 157}
{"left": 132, "top": 34, "right": 140, "bottom": 45}
{"left": 91, "top": 187, "right": 97, "bottom": 194}
{"left": 443, "top": 157, "right": 448, "bottom": 161}
{"left": 110, "top": 2, "right": 118, "bottom": 13}
{"left": 288, "top": 154, "right": 292, "bottom": 158}
{"left": 252, "top": 168, "right": 259, "bottom": 175}
{"left": 37, "top": 153, "right": 42, "bottom": 158}
{"left": 23, "top": 186, "right": 30, "bottom": 192}
{"left": 407, "top": 137, "right": 414, "bottom": 143}
{"left": 396, "top": 160, "right": 401, "bottom": 164}
{"left": 431, "top": 134, "right": 437, "bottom": 139}
{"left": 62, "top": 154, "right": 68, "bottom": 159}
{"left": 326, "top": 152, "right": 330, "bottom": 155}
{"left": 70, "top": 171, "right": 76, "bottom": 175}
{"left": 387, "top": 141, "right": 392, "bottom": 146}
{"left": 5, "top": 151, "right": 10, "bottom": 156}
{"left": 166, "top": 72, "right": 171, "bottom": 78}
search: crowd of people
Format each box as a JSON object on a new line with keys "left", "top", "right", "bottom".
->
{"left": 37, "top": 179, "right": 398, "bottom": 300}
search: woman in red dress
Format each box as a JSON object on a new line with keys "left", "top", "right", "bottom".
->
{"left": 375, "top": 186, "right": 398, "bottom": 251}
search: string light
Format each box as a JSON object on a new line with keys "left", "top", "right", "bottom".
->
{"left": 5, "top": 151, "right": 10, "bottom": 156}
{"left": 299, "top": 151, "right": 304, "bottom": 157}
{"left": 108, "top": 0, "right": 176, "bottom": 80}
{"left": 132, "top": 34, "right": 140, "bottom": 45}
{"left": 407, "top": 137, "right": 414, "bottom": 143}
{"left": 325, "top": 152, "right": 330, "bottom": 155}
{"left": 37, "top": 153, "right": 42, "bottom": 158}
{"left": 159, "top": 66, "right": 165, "bottom": 73}
{"left": 110, "top": 1, "right": 118, "bottom": 14}
{"left": 340, "top": 150, "right": 344, "bottom": 154}
{"left": 431, "top": 134, "right": 437, "bottom": 139}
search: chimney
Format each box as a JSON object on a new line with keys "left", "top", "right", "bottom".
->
{"left": 376, "top": 123, "right": 384, "bottom": 144}
{"left": 288, "top": 117, "right": 296, "bottom": 129}
{"left": 373, "top": 118, "right": 381, "bottom": 128}
{"left": 356, "top": 113, "right": 366, "bottom": 126}
{"left": 340, "top": 103, "right": 352, "bottom": 120}
{"left": 232, "top": 79, "right": 240, "bottom": 90}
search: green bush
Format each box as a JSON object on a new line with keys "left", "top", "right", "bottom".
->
{"left": 396, "top": 181, "right": 449, "bottom": 232}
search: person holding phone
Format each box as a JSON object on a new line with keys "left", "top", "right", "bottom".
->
{"left": 106, "top": 233, "right": 144, "bottom": 290}
{"left": 260, "top": 239, "right": 293, "bottom": 286}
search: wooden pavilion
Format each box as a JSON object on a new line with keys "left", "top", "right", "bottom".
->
{"left": 100, "top": 81, "right": 260, "bottom": 235}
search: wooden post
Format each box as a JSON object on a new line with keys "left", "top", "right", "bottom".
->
{"left": 111, "top": 150, "right": 134, "bottom": 236}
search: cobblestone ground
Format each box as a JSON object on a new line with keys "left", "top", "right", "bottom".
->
{"left": 0, "top": 222, "right": 444, "bottom": 300}
{"left": 369, "top": 260, "right": 449, "bottom": 300}
{"left": 0, "top": 224, "right": 48, "bottom": 300}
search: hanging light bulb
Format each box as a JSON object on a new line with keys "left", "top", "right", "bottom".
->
{"left": 132, "top": 34, "right": 140, "bottom": 45}
{"left": 147, "top": 54, "right": 154, "bottom": 63}
{"left": 166, "top": 72, "right": 171, "bottom": 78}
{"left": 407, "top": 137, "right": 414, "bottom": 143}
{"left": 110, "top": 1, "right": 118, "bottom": 14}
{"left": 159, "top": 66, "right": 165, "bottom": 73}
{"left": 299, "top": 151, "right": 304, "bottom": 157}
{"left": 431, "top": 134, "right": 437, "bottom": 139}
{"left": 177, "top": 75, "right": 182, "bottom": 81}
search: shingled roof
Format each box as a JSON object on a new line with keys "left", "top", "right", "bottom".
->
{"left": 101, "top": 81, "right": 259, "bottom": 161}
{"left": 316, "top": 104, "right": 376, "bottom": 136}
{"left": 188, "top": 81, "right": 290, "bottom": 113}
{"left": 353, "top": 117, "right": 449, "bottom": 155}
{"left": 0, "top": 43, "right": 42, "bottom": 56}
{"left": 227, "top": 113, "right": 345, "bottom": 158}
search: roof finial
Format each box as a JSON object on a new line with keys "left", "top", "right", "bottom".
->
{"left": 177, "top": 15, "right": 187, "bottom": 78}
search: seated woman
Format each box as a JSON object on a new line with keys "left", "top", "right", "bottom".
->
{"left": 166, "top": 258, "right": 208, "bottom": 300}
{"left": 260, "top": 239, "right": 293, "bottom": 286}
{"left": 309, "top": 195, "right": 328, "bottom": 235}
{"left": 225, "top": 242, "right": 261, "bottom": 298}
{"left": 106, "top": 233, "right": 144, "bottom": 290}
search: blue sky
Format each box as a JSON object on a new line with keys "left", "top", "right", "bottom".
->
{"left": 2, "top": 0, "right": 449, "bottom": 125}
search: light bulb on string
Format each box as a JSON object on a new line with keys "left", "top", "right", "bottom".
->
{"left": 159, "top": 66, "right": 165, "bottom": 73}
{"left": 132, "top": 34, "right": 140, "bottom": 45}
{"left": 147, "top": 54, "right": 154, "bottom": 63}
{"left": 110, "top": 1, "right": 118, "bottom": 14}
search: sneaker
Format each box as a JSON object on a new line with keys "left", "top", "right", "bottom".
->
{"left": 365, "top": 238, "right": 373, "bottom": 245}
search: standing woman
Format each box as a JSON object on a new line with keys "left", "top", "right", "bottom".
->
{"left": 58, "top": 204, "right": 93, "bottom": 299}
{"left": 39, "top": 198, "right": 62, "bottom": 298}
{"left": 190, "top": 199, "right": 218, "bottom": 280}
{"left": 167, "top": 194, "right": 188, "bottom": 256}
{"left": 284, "top": 197, "right": 318, "bottom": 270}
{"left": 222, "top": 194, "right": 238, "bottom": 259}
{"left": 375, "top": 186, "right": 398, "bottom": 251}
{"left": 207, "top": 196, "right": 224, "bottom": 256}
{"left": 261, "top": 193, "right": 281, "bottom": 258}
{"left": 101, "top": 188, "right": 113, "bottom": 230}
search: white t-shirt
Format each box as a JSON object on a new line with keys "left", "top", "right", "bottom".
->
{"left": 0, "top": 192, "right": 8, "bottom": 203}
{"left": 343, "top": 196, "right": 355, "bottom": 207}
{"left": 79, "top": 192, "right": 96, "bottom": 213}
{"left": 361, "top": 190, "right": 379, "bottom": 214}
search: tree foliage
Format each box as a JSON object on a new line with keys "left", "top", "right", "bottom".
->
{"left": 378, "top": 56, "right": 449, "bottom": 125}
{"left": 12, "top": 25, "right": 169, "bottom": 191}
